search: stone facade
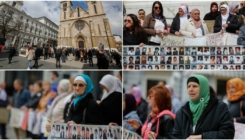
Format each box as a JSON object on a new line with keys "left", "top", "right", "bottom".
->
{"left": 58, "top": 1, "right": 116, "bottom": 49}
{"left": 0, "top": 1, "right": 58, "bottom": 53}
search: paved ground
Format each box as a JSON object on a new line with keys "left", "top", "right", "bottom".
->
{"left": 0, "top": 52, "right": 121, "bottom": 70}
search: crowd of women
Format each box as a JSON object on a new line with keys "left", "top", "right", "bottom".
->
{"left": 2, "top": 72, "right": 122, "bottom": 139}
{"left": 123, "top": 1, "right": 245, "bottom": 46}
{"left": 123, "top": 74, "right": 245, "bottom": 139}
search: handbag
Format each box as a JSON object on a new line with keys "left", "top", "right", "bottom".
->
{"left": 0, "top": 107, "right": 9, "bottom": 124}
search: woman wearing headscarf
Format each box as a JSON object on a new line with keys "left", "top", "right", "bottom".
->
{"left": 127, "top": 85, "right": 175, "bottom": 139}
{"left": 226, "top": 78, "right": 245, "bottom": 123}
{"left": 66, "top": 74, "right": 104, "bottom": 125}
{"left": 180, "top": 9, "right": 209, "bottom": 37}
{"left": 123, "top": 94, "right": 142, "bottom": 132}
{"left": 229, "top": 2, "right": 244, "bottom": 33}
{"left": 203, "top": 2, "right": 219, "bottom": 20}
{"left": 131, "top": 86, "right": 148, "bottom": 123}
{"left": 143, "top": 1, "right": 168, "bottom": 45}
{"left": 214, "top": 4, "right": 239, "bottom": 34}
{"left": 99, "top": 74, "right": 122, "bottom": 126}
{"left": 172, "top": 74, "right": 235, "bottom": 139}
{"left": 170, "top": 5, "right": 190, "bottom": 35}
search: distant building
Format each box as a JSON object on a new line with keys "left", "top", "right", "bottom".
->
{"left": 0, "top": 1, "right": 58, "bottom": 54}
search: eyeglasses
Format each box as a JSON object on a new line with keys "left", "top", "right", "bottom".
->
{"left": 148, "top": 95, "right": 154, "bottom": 99}
{"left": 124, "top": 19, "right": 131, "bottom": 23}
{"left": 241, "top": 3, "right": 244, "bottom": 6}
{"left": 73, "top": 83, "right": 85, "bottom": 87}
{"left": 154, "top": 7, "right": 160, "bottom": 10}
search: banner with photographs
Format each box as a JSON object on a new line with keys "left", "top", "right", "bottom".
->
{"left": 48, "top": 123, "right": 122, "bottom": 139}
{"left": 160, "top": 33, "right": 237, "bottom": 46}
{"left": 123, "top": 46, "right": 245, "bottom": 70}
{"left": 123, "top": 129, "right": 142, "bottom": 139}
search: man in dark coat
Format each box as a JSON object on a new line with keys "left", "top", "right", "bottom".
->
{"left": 8, "top": 46, "right": 16, "bottom": 64}
{"left": 55, "top": 49, "right": 61, "bottom": 68}
{"left": 33, "top": 46, "right": 41, "bottom": 69}
{"left": 44, "top": 47, "right": 48, "bottom": 60}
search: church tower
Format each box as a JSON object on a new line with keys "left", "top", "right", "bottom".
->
{"left": 60, "top": 1, "right": 73, "bottom": 21}
{"left": 86, "top": 1, "right": 105, "bottom": 16}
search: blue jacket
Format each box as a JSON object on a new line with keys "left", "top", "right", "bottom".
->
{"left": 13, "top": 88, "right": 31, "bottom": 108}
{"left": 123, "top": 111, "right": 142, "bottom": 132}
{"left": 237, "top": 26, "right": 245, "bottom": 45}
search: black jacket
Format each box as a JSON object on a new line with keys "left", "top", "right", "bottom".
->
{"left": 25, "top": 92, "right": 42, "bottom": 109}
{"left": 170, "top": 14, "right": 190, "bottom": 34}
{"left": 9, "top": 48, "right": 16, "bottom": 56}
{"left": 136, "top": 114, "right": 174, "bottom": 139}
{"left": 35, "top": 48, "right": 42, "bottom": 59}
{"left": 136, "top": 98, "right": 148, "bottom": 123}
{"left": 228, "top": 95, "right": 245, "bottom": 123}
{"left": 214, "top": 14, "right": 239, "bottom": 33}
{"left": 123, "top": 30, "right": 148, "bottom": 45}
{"left": 66, "top": 94, "right": 104, "bottom": 124}
{"left": 99, "top": 91, "right": 122, "bottom": 126}
{"left": 203, "top": 12, "right": 219, "bottom": 20}
{"left": 172, "top": 96, "right": 235, "bottom": 139}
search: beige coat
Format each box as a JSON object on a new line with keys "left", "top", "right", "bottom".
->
{"left": 26, "top": 49, "right": 35, "bottom": 60}
{"left": 180, "top": 18, "right": 209, "bottom": 37}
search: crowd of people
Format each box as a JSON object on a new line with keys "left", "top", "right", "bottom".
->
{"left": 123, "top": 1, "right": 245, "bottom": 46}
{"left": 0, "top": 71, "right": 122, "bottom": 139}
{"left": 123, "top": 74, "right": 245, "bottom": 139}
{"left": 7, "top": 45, "right": 122, "bottom": 69}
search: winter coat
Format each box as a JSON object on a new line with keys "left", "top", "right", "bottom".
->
{"left": 123, "top": 30, "right": 148, "bottom": 45}
{"left": 136, "top": 98, "right": 148, "bottom": 123}
{"left": 99, "top": 91, "right": 122, "bottom": 126}
{"left": 214, "top": 14, "right": 239, "bottom": 33}
{"left": 66, "top": 93, "right": 104, "bottom": 125}
{"left": 9, "top": 47, "right": 16, "bottom": 56}
{"left": 228, "top": 95, "right": 245, "bottom": 123}
{"left": 203, "top": 12, "right": 219, "bottom": 20}
{"left": 172, "top": 96, "right": 235, "bottom": 139}
{"left": 170, "top": 14, "right": 190, "bottom": 34}
{"left": 237, "top": 25, "right": 245, "bottom": 45}
{"left": 27, "top": 49, "right": 35, "bottom": 60}
{"left": 13, "top": 88, "right": 31, "bottom": 108}
{"left": 143, "top": 13, "right": 167, "bottom": 41}
{"left": 180, "top": 18, "right": 209, "bottom": 37}
{"left": 25, "top": 92, "right": 42, "bottom": 109}
{"left": 35, "top": 48, "right": 42, "bottom": 59}
{"left": 136, "top": 110, "right": 175, "bottom": 139}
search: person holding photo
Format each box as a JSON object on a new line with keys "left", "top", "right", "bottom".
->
{"left": 172, "top": 74, "right": 235, "bottom": 139}
{"left": 127, "top": 85, "right": 175, "bottom": 139}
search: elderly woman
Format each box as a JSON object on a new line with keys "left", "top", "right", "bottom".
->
{"left": 170, "top": 5, "right": 190, "bottom": 35}
{"left": 203, "top": 2, "right": 219, "bottom": 20}
{"left": 66, "top": 74, "right": 104, "bottom": 125}
{"left": 123, "top": 94, "right": 142, "bottom": 132}
{"left": 127, "top": 85, "right": 175, "bottom": 139}
{"left": 143, "top": 1, "right": 168, "bottom": 45}
{"left": 172, "top": 74, "right": 235, "bottom": 139}
{"left": 214, "top": 4, "right": 239, "bottom": 34}
{"left": 180, "top": 9, "right": 209, "bottom": 37}
{"left": 226, "top": 78, "right": 245, "bottom": 123}
{"left": 99, "top": 74, "right": 122, "bottom": 126}
{"left": 123, "top": 14, "right": 148, "bottom": 46}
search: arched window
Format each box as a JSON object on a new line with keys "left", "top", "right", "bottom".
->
{"left": 77, "top": 7, "right": 80, "bottom": 17}
{"left": 94, "top": 5, "right": 97, "bottom": 14}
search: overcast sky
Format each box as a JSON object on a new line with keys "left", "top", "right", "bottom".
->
{"left": 22, "top": 1, "right": 122, "bottom": 36}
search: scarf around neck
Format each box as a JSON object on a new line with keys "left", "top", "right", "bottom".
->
{"left": 188, "top": 74, "right": 210, "bottom": 125}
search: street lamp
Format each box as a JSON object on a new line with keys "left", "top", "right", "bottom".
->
{"left": 103, "top": 18, "right": 111, "bottom": 53}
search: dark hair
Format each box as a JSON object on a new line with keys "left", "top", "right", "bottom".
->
{"left": 151, "top": 1, "right": 167, "bottom": 29}
{"left": 209, "top": 85, "right": 216, "bottom": 97}
{"left": 123, "top": 14, "right": 146, "bottom": 42}
{"left": 138, "top": 9, "right": 145, "bottom": 13}
{"left": 129, "top": 56, "right": 133, "bottom": 59}
{"left": 34, "top": 80, "right": 42, "bottom": 89}
{"left": 52, "top": 71, "right": 59, "bottom": 77}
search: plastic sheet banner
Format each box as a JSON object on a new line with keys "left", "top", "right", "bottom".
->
{"left": 234, "top": 122, "right": 245, "bottom": 139}
{"left": 48, "top": 123, "right": 122, "bottom": 139}
{"left": 161, "top": 34, "right": 185, "bottom": 46}
{"left": 123, "top": 129, "right": 142, "bottom": 139}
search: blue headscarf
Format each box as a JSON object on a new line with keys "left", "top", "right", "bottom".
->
{"left": 73, "top": 74, "right": 94, "bottom": 107}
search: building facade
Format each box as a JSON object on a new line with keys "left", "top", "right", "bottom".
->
{"left": 0, "top": 1, "right": 58, "bottom": 54}
{"left": 58, "top": 1, "right": 116, "bottom": 49}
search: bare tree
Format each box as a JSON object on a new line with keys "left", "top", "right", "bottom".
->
{"left": 0, "top": 7, "right": 22, "bottom": 46}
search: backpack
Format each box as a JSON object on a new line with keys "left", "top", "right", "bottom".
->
{"left": 141, "top": 110, "right": 175, "bottom": 139}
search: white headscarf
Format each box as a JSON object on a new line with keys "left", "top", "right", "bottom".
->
{"left": 179, "top": 6, "right": 188, "bottom": 27}
{"left": 99, "top": 74, "right": 122, "bottom": 101}
{"left": 221, "top": 4, "right": 230, "bottom": 31}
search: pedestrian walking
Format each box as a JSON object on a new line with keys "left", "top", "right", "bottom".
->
{"left": 26, "top": 46, "right": 35, "bottom": 70}
{"left": 56, "top": 49, "right": 61, "bottom": 68}
{"left": 88, "top": 49, "right": 93, "bottom": 67}
{"left": 8, "top": 46, "right": 16, "bottom": 64}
